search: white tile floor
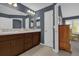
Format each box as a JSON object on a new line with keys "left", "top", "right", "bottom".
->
{"left": 19, "top": 45, "right": 55, "bottom": 56}
{"left": 19, "top": 41, "right": 79, "bottom": 56}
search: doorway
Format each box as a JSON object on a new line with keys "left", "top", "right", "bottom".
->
{"left": 44, "top": 10, "right": 53, "bottom": 48}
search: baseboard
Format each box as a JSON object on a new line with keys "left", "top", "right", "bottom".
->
{"left": 40, "top": 43, "right": 59, "bottom": 53}
{"left": 52, "top": 49, "right": 59, "bottom": 53}
{"left": 40, "top": 43, "right": 44, "bottom": 45}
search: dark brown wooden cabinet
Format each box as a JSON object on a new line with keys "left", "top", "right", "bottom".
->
{"left": 10, "top": 38, "right": 24, "bottom": 55}
{"left": 33, "top": 32, "right": 40, "bottom": 46}
{"left": 24, "top": 33, "right": 33, "bottom": 50}
{"left": 0, "top": 32, "right": 40, "bottom": 56}
{"left": 0, "top": 41, "right": 11, "bottom": 56}
{"left": 59, "top": 25, "right": 71, "bottom": 53}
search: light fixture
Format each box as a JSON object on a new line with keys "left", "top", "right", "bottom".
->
{"left": 8, "top": 3, "right": 17, "bottom": 7}
{"left": 13, "top": 3, "right": 17, "bottom": 7}
{"left": 27, "top": 10, "right": 31, "bottom": 13}
{"left": 27, "top": 10, "right": 35, "bottom": 16}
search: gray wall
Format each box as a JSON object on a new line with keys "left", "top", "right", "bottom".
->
{"left": 17, "top": 3, "right": 35, "bottom": 13}
{"left": 35, "top": 3, "right": 56, "bottom": 43}
{"left": 61, "top": 3, "right": 79, "bottom": 24}
{"left": 0, "top": 13, "right": 28, "bottom": 29}
{"left": 17, "top": 3, "right": 35, "bottom": 29}
{"left": 0, "top": 4, "right": 26, "bottom": 15}
{"left": 60, "top": 3, "right": 79, "bottom": 18}
{"left": 0, "top": 3, "right": 29, "bottom": 29}
{"left": 0, "top": 3, "right": 56, "bottom": 44}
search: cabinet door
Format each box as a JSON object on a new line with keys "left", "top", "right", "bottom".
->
{"left": 0, "top": 41, "right": 11, "bottom": 56}
{"left": 10, "top": 35, "right": 24, "bottom": 55}
{"left": 24, "top": 33, "right": 32, "bottom": 50}
{"left": 59, "top": 25, "right": 71, "bottom": 53}
{"left": 33, "top": 32, "right": 40, "bottom": 46}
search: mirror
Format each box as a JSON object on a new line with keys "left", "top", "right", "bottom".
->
{"left": 25, "top": 18, "right": 30, "bottom": 29}
{"left": 36, "top": 17, "right": 40, "bottom": 28}
{"left": 0, "top": 17, "right": 24, "bottom": 30}
{"left": 13, "top": 18, "right": 23, "bottom": 29}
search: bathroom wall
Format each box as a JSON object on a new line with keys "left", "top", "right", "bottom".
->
{"left": 0, "top": 17, "right": 12, "bottom": 29}
{"left": 0, "top": 3, "right": 28, "bottom": 29}
{"left": 0, "top": 17, "right": 24, "bottom": 29}
{"left": 60, "top": 3, "right": 79, "bottom": 18}
{"left": 15, "top": 3, "right": 56, "bottom": 43}
{"left": 17, "top": 4, "right": 36, "bottom": 29}
{"left": 35, "top": 4, "right": 56, "bottom": 43}
{"left": 0, "top": 4, "right": 26, "bottom": 15}
{"left": 0, "top": 13, "right": 27, "bottom": 29}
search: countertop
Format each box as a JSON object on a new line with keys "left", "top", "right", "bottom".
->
{"left": 0, "top": 29, "right": 41, "bottom": 35}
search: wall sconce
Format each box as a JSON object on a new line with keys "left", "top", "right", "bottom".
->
{"left": 8, "top": 3, "right": 17, "bottom": 7}
{"left": 27, "top": 10, "right": 35, "bottom": 16}
{"left": 13, "top": 3, "right": 17, "bottom": 7}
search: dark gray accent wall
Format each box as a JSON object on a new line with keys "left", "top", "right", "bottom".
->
{"left": 17, "top": 3, "right": 35, "bottom": 13}
{"left": 0, "top": 13, "right": 8, "bottom": 17}
{"left": 36, "top": 3, "right": 56, "bottom": 43}
{"left": 58, "top": 6, "right": 62, "bottom": 17}
{"left": 0, "top": 13, "right": 28, "bottom": 18}
{"left": 36, "top": 10, "right": 44, "bottom": 43}
{"left": 58, "top": 5, "right": 66, "bottom": 25}
{"left": 63, "top": 15, "right": 79, "bottom": 20}
{"left": 53, "top": 5, "right": 55, "bottom": 49}
{"left": 17, "top": 3, "right": 35, "bottom": 29}
{"left": 62, "top": 15, "right": 79, "bottom": 24}
{"left": 23, "top": 18, "right": 26, "bottom": 28}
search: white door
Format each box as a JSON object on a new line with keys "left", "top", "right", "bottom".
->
{"left": 25, "top": 18, "right": 29, "bottom": 29}
{"left": 44, "top": 10, "right": 53, "bottom": 48}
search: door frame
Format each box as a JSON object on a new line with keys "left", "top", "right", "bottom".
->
{"left": 52, "top": 4, "right": 60, "bottom": 53}
{"left": 43, "top": 5, "right": 59, "bottom": 53}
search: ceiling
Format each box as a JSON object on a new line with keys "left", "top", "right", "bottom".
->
{"left": 0, "top": 4, "right": 27, "bottom": 15}
{"left": 60, "top": 3, "right": 79, "bottom": 17}
{"left": 22, "top": 3, "right": 53, "bottom": 11}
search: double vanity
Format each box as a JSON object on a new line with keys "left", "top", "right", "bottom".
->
{"left": 0, "top": 29, "right": 41, "bottom": 56}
